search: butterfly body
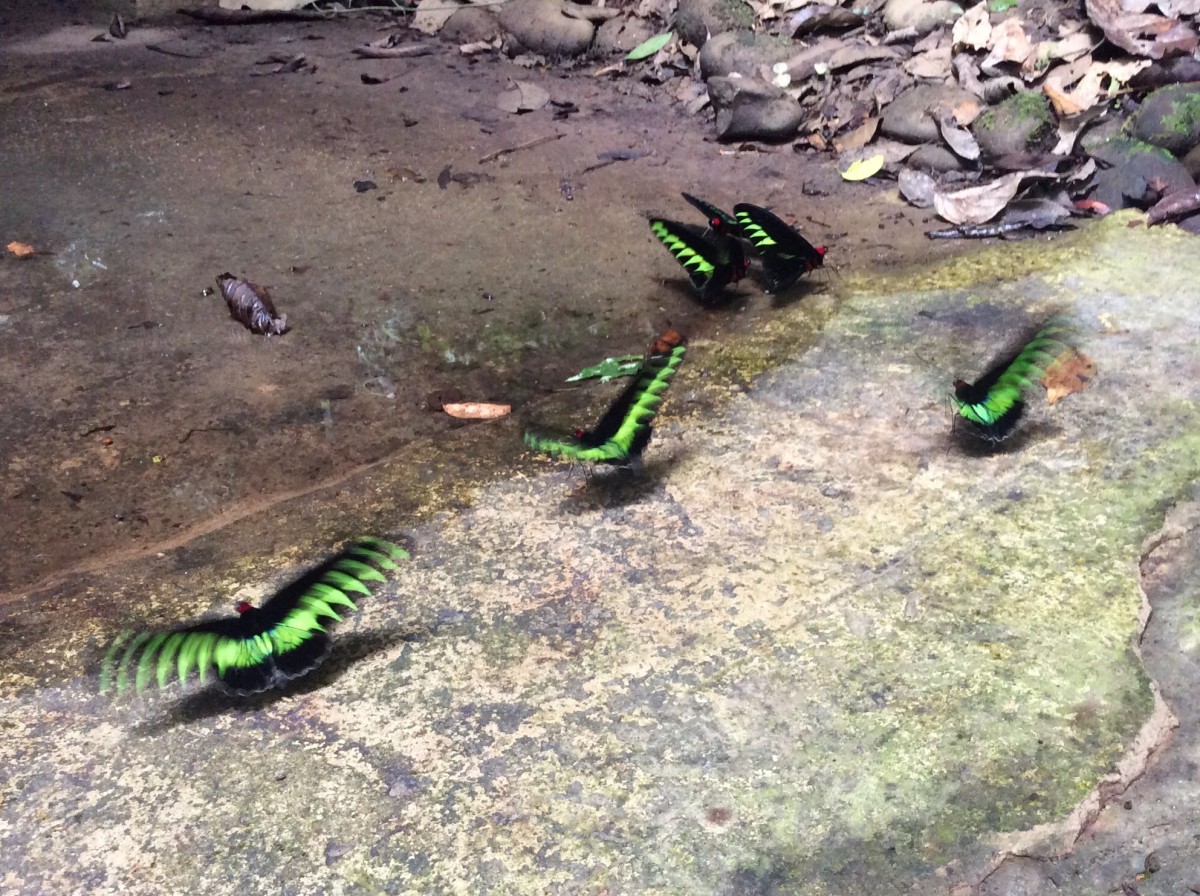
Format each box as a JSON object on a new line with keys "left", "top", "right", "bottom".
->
{"left": 524, "top": 331, "right": 686, "bottom": 466}
{"left": 100, "top": 538, "right": 408, "bottom": 696}
{"left": 952, "top": 318, "right": 1073, "bottom": 443}
{"left": 648, "top": 218, "right": 748, "bottom": 305}
{"left": 680, "top": 192, "right": 738, "bottom": 236}
{"left": 732, "top": 203, "right": 826, "bottom": 293}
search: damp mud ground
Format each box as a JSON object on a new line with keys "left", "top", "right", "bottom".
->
{"left": 3, "top": 8, "right": 1200, "bottom": 896}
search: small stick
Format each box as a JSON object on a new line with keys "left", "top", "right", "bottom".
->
{"left": 351, "top": 44, "right": 434, "bottom": 59}
{"left": 479, "top": 133, "right": 564, "bottom": 164}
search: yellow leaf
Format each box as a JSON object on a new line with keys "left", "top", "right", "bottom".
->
{"left": 840, "top": 155, "right": 885, "bottom": 181}
{"left": 6, "top": 241, "right": 36, "bottom": 258}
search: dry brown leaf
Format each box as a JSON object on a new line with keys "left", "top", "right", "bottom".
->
{"left": 932, "top": 170, "right": 1056, "bottom": 225}
{"left": 905, "top": 46, "right": 952, "bottom": 78}
{"left": 1043, "top": 348, "right": 1095, "bottom": 404}
{"left": 442, "top": 402, "right": 511, "bottom": 420}
{"left": 983, "top": 17, "right": 1034, "bottom": 68}
{"left": 497, "top": 81, "right": 550, "bottom": 114}
{"left": 952, "top": 2, "right": 991, "bottom": 50}
{"left": 6, "top": 241, "right": 36, "bottom": 257}
{"left": 1044, "top": 79, "right": 1087, "bottom": 116}
{"left": 834, "top": 116, "right": 880, "bottom": 153}
{"left": 938, "top": 115, "right": 981, "bottom": 160}
{"left": 1085, "top": 0, "right": 1198, "bottom": 57}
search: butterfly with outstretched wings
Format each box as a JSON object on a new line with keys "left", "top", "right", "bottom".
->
{"left": 524, "top": 330, "right": 686, "bottom": 466}
{"left": 952, "top": 317, "right": 1074, "bottom": 443}
{"left": 100, "top": 538, "right": 408, "bottom": 696}
{"left": 732, "top": 203, "right": 827, "bottom": 293}
{"left": 649, "top": 218, "right": 747, "bottom": 305}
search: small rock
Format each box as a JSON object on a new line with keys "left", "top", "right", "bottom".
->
{"left": 1128, "top": 83, "right": 1200, "bottom": 158}
{"left": 1181, "top": 142, "right": 1200, "bottom": 179}
{"left": 441, "top": 6, "right": 501, "bottom": 44}
{"left": 971, "top": 91, "right": 1054, "bottom": 160}
{"left": 907, "top": 143, "right": 967, "bottom": 173}
{"left": 708, "top": 76, "right": 803, "bottom": 142}
{"left": 883, "top": 0, "right": 963, "bottom": 34}
{"left": 675, "top": 0, "right": 756, "bottom": 48}
{"left": 498, "top": 0, "right": 593, "bottom": 57}
{"left": 698, "top": 30, "right": 794, "bottom": 80}
{"left": 593, "top": 15, "right": 654, "bottom": 56}
{"left": 1087, "top": 137, "right": 1197, "bottom": 210}
{"left": 880, "top": 84, "right": 980, "bottom": 144}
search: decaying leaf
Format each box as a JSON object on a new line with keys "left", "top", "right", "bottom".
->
{"left": 953, "top": 2, "right": 992, "bottom": 50}
{"left": 412, "top": 0, "right": 463, "bottom": 34}
{"left": 6, "top": 241, "right": 36, "bottom": 257}
{"left": 442, "top": 402, "right": 512, "bottom": 420}
{"left": 932, "top": 170, "right": 1057, "bottom": 225}
{"left": 833, "top": 117, "right": 880, "bottom": 153}
{"left": 1085, "top": 0, "right": 1199, "bottom": 57}
{"left": 497, "top": 81, "right": 550, "bottom": 114}
{"left": 983, "top": 17, "right": 1034, "bottom": 70}
{"left": 899, "top": 169, "right": 937, "bottom": 208}
{"left": 1043, "top": 348, "right": 1095, "bottom": 404}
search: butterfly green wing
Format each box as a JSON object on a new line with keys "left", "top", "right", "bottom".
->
{"left": 953, "top": 317, "right": 1074, "bottom": 438}
{"left": 649, "top": 218, "right": 717, "bottom": 290}
{"left": 524, "top": 342, "right": 686, "bottom": 465}
{"left": 100, "top": 538, "right": 408, "bottom": 695}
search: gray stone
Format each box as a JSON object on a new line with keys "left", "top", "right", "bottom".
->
{"left": 498, "top": 0, "right": 594, "bottom": 57}
{"left": 593, "top": 15, "right": 655, "bottom": 57}
{"left": 698, "top": 29, "right": 794, "bottom": 80}
{"left": 708, "top": 75, "right": 803, "bottom": 142}
{"left": 907, "top": 143, "right": 966, "bottom": 172}
{"left": 1128, "top": 83, "right": 1200, "bottom": 158}
{"left": 880, "top": 83, "right": 979, "bottom": 143}
{"left": 675, "top": 0, "right": 756, "bottom": 48}
{"left": 1087, "top": 137, "right": 1196, "bottom": 210}
{"left": 972, "top": 91, "right": 1055, "bottom": 160}
{"left": 441, "top": 7, "right": 501, "bottom": 44}
{"left": 882, "top": 0, "right": 963, "bottom": 34}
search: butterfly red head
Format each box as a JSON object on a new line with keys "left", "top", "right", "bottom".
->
{"left": 235, "top": 600, "right": 255, "bottom": 615}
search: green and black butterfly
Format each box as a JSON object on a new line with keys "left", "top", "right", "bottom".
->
{"left": 952, "top": 317, "right": 1074, "bottom": 443}
{"left": 681, "top": 192, "right": 738, "bottom": 237}
{"left": 648, "top": 218, "right": 748, "bottom": 305}
{"left": 524, "top": 330, "right": 686, "bottom": 466}
{"left": 732, "top": 203, "right": 827, "bottom": 293}
{"left": 100, "top": 538, "right": 408, "bottom": 696}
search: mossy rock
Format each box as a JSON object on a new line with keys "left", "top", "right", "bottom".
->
{"left": 971, "top": 90, "right": 1055, "bottom": 160}
{"left": 1128, "top": 83, "right": 1200, "bottom": 158}
{"left": 675, "top": 0, "right": 756, "bottom": 48}
{"left": 1087, "top": 136, "right": 1195, "bottom": 210}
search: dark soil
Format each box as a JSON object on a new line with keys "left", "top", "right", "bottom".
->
{"left": 0, "top": 4, "right": 955, "bottom": 599}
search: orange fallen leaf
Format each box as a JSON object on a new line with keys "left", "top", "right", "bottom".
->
{"left": 1043, "top": 348, "right": 1096, "bottom": 405}
{"left": 442, "top": 402, "right": 511, "bottom": 420}
{"left": 7, "top": 241, "right": 36, "bottom": 258}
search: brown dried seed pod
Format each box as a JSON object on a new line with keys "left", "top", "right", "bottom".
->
{"left": 216, "top": 272, "right": 288, "bottom": 336}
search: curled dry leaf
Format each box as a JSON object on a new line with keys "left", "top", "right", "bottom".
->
{"left": 1043, "top": 348, "right": 1095, "bottom": 405}
{"left": 6, "top": 241, "right": 37, "bottom": 257}
{"left": 216, "top": 273, "right": 287, "bottom": 336}
{"left": 442, "top": 402, "right": 512, "bottom": 420}
{"left": 983, "top": 17, "right": 1033, "bottom": 71}
{"left": 938, "top": 115, "right": 981, "bottom": 161}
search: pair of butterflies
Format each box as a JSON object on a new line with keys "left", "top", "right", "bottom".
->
{"left": 100, "top": 537, "right": 408, "bottom": 696}
{"left": 952, "top": 317, "right": 1075, "bottom": 444}
{"left": 523, "top": 329, "right": 686, "bottom": 467}
{"left": 649, "top": 193, "right": 827, "bottom": 304}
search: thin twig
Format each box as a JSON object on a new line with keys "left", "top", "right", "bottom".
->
{"left": 352, "top": 43, "right": 434, "bottom": 58}
{"left": 479, "top": 133, "right": 564, "bottom": 164}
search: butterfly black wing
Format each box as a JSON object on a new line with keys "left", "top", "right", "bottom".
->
{"left": 953, "top": 318, "right": 1073, "bottom": 442}
{"left": 100, "top": 538, "right": 408, "bottom": 695}
{"left": 648, "top": 218, "right": 745, "bottom": 304}
{"left": 732, "top": 203, "right": 826, "bottom": 293}
{"left": 524, "top": 334, "right": 687, "bottom": 465}
{"left": 681, "top": 192, "right": 738, "bottom": 236}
